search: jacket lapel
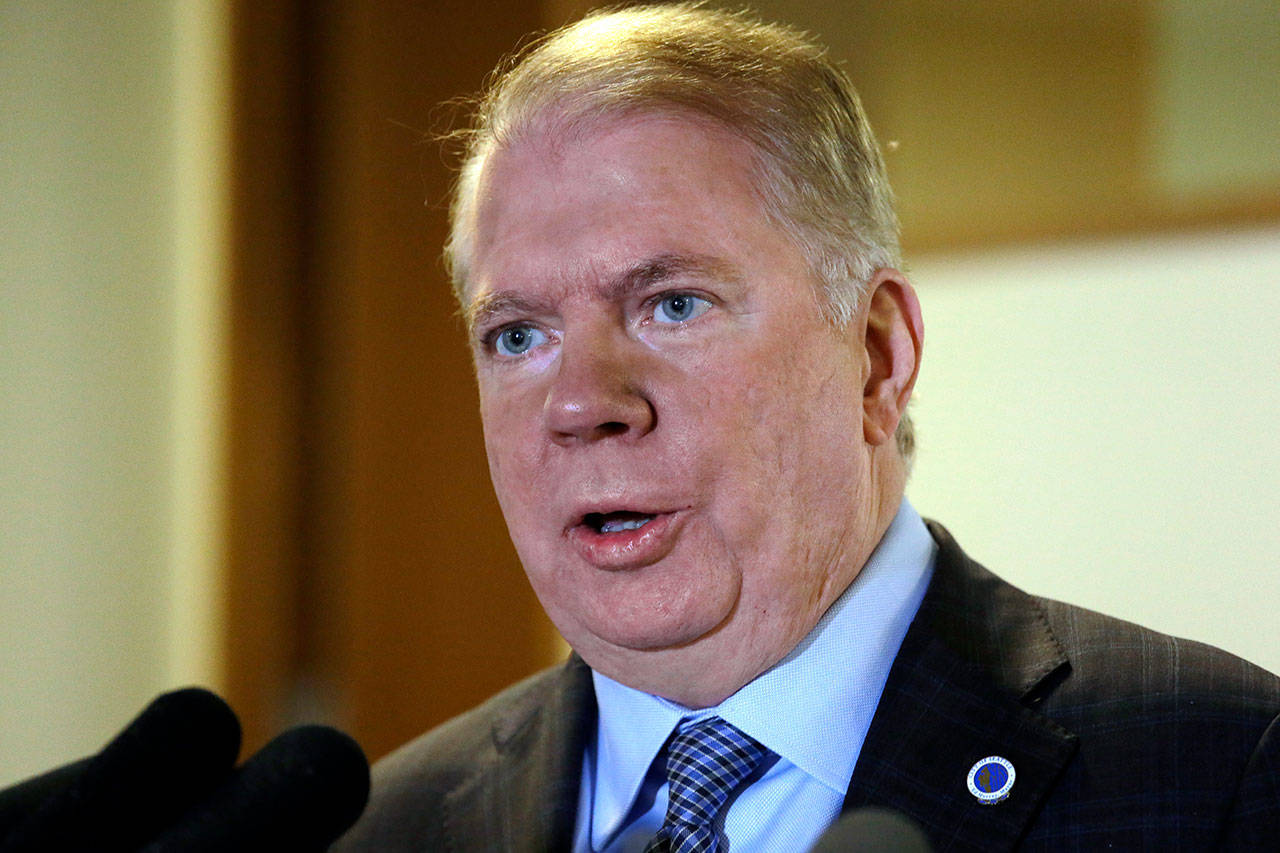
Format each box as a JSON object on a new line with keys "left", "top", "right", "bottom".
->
{"left": 844, "top": 522, "right": 1079, "bottom": 851}
{"left": 443, "top": 655, "right": 596, "bottom": 852}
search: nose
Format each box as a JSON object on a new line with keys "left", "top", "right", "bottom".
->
{"left": 543, "top": 325, "right": 655, "bottom": 445}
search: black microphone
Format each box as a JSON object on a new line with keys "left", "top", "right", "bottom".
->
{"left": 809, "top": 807, "right": 933, "bottom": 852}
{"left": 140, "top": 724, "right": 370, "bottom": 852}
{"left": 0, "top": 687, "right": 241, "bottom": 853}
{"left": 0, "top": 757, "right": 91, "bottom": 840}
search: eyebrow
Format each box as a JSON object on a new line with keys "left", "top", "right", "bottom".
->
{"left": 464, "top": 253, "right": 741, "bottom": 334}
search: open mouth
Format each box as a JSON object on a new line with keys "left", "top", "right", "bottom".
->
{"left": 582, "top": 510, "right": 656, "bottom": 534}
{"left": 568, "top": 506, "right": 685, "bottom": 568}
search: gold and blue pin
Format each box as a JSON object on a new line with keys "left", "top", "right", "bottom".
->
{"left": 966, "top": 756, "right": 1015, "bottom": 804}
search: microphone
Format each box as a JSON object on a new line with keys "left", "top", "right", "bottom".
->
{"left": 0, "top": 687, "right": 241, "bottom": 853}
{"left": 140, "top": 724, "right": 370, "bottom": 852}
{"left": 0, "top": 757, "right": 91, "bottom": 840}
{"left": 809, "top": 807, "right": 933, "bottom": 852}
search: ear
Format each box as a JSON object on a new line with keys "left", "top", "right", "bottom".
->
{"left": 861, "top": 269, "right": 923, "bottom": 447}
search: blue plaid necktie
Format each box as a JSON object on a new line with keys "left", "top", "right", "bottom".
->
{"left": 642, "top": 716, "right": 771, "bottom": 853}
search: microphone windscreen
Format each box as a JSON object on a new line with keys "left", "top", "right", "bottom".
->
{"left": 0, "top": 758, "right": 91, "bottom": 839}
{"left": 141, "top": 724, "right": 370, "bottom": 853}
{"left": 0, "top": 687, "right": 241, "bottom": 853}
{"left": 810, "top": 807, "right": 933, "bottom": 852}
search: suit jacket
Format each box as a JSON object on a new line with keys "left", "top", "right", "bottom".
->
{"left": 335, "top": 522, "right": 1280, "bottom": 851}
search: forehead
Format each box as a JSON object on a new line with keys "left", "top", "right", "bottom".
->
{"left": 463, "top": 114, "right": 778, "bottom": 303}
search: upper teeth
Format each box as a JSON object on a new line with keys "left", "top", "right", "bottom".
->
{"left": 601, "top": 517, "right": 651, "bottom": 533}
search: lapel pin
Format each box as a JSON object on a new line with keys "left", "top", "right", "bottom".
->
{"left": 966, "top": 755, "right": 1015, "bottom": 804}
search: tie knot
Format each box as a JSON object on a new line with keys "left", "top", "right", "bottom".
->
{"left": 662, "top": 716, "right": 769, "bottom": 833}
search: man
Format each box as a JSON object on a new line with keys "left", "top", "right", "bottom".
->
{"left": 336, "top": 5, "right": 1280, "bottom": 850}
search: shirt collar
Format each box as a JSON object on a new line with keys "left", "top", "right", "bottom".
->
{"left": 589, "top": 498, "right": 936, "bottom": 843}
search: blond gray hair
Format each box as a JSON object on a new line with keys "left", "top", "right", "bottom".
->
{"left": 446, "top": 3, "right": 914, "bottom": 461}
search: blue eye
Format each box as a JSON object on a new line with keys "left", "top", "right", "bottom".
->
{"left": 653, "top": 293, "right": 711, "bottom": 324}
{"left": 494, "top": 325, "right": 546, "bottom": 356}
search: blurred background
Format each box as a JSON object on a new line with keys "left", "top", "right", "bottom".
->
{"left": 3, "top": 0, "right": 1277, "bottom": 785}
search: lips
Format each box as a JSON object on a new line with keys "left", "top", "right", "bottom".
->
{"left": 566, "top": 506, "right": 686, "bottom": 569}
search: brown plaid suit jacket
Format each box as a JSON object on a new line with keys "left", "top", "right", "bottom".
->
{"left": 335, "top": 522, "right": 1280, "bottom": 851}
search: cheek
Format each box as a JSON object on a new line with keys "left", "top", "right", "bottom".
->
{"left": 479, "top": 388, "right": 548, "bottom": 536}
{"left": 724, "top": 337, "right": 861, "bottom": 470}
{"left": 706, "top": 344, "right": 865, "bottom": 557}
{"left": 480, "top": 377, "right": 547, "bottom": 470}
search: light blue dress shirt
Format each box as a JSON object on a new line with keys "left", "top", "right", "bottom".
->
{"left": 571, "top": 499, "right": 937, "bottom": 852}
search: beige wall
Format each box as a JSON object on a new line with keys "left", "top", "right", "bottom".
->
{"left": 0, "top": 0, "right": 227, "bottom": 785}
{"left": 908, "top": 227, "right": 1280, "bottom": 675}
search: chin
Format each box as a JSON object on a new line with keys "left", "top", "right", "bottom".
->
{"left": 562, "top": 599, "right": 734, "bottom": 657}
{"left": 528, "top": 543, "right": 744, "bottom": 655}
{"left": 599, "top": 623, "right": 708, "bottom": 653}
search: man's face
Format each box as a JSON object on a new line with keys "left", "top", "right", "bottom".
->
{"left": 465, "top": 115, "right": 886, "bottom": 705}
